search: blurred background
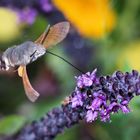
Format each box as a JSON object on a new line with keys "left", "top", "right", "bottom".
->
{"left": 0, "top": 0, "right": 140, "bottom": 140}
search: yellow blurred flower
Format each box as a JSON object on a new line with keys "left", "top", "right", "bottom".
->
{"left": 53, "top": 0, "right": 116, "bottom": 38}
{"left": 118, "top": 41, "right": 140, "bottom": 71}
{"left": 0, "top": 7, "right": 20, "bottom": 43}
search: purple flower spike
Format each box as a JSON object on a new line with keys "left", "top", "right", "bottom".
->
{"left": 6, "top": 69, "right": 140, "bottom": 140}
{"left": 72, "top": 69, "right": 140, "bottom": 123}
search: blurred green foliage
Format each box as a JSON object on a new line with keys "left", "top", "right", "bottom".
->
{"left": 0, "top": 115, "right": 26, "bottom": 136}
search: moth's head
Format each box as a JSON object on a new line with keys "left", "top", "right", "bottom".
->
{"left": 0, "top": 53, "right": 9, "bottom": 70}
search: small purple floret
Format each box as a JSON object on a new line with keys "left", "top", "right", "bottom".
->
{"left": 120, "top": 105, "right": 130, "bottom": 114}
{"left": 40, "top": 0, "right": 53, "bottom": 12}
{"left": 76, "top": 69, "right": 98, "bottom": 88}
{"left": 86, "top": 110, "right": 98, "bottom": 122}
{"left": 87, "top": 97, "right": 103, "bottom": 111}
{"left": 17, "top": 8, "right": 37, "bottom": 25}
{"left": 71, "top": 91, "right": 83, "bottom": 108}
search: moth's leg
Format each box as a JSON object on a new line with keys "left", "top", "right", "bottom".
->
{"left": 18, "top": 66, "right": 24, "bottom": 77}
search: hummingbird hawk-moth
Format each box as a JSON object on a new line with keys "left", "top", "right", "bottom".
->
{"left": 0, "top": 21, "right": 70, "bottom": 102}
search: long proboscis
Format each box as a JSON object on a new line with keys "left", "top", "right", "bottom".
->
{"left": 46, "top": 50, "right": 85, "bottom": 74}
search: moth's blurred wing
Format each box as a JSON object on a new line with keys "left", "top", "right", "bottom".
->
{"left": 35, "top": 22, "right": 70, "bottom": 48}
{"left": 18, "top": 66, "right": 39, "bottom": 102}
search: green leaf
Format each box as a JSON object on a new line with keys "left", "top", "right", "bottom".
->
{"left": 0, "top": 115, "right": 26, "bottom": 135}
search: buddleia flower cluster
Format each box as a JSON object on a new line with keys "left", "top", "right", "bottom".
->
{"left": 6, "top": 69, "right": 140, "bottom": 140}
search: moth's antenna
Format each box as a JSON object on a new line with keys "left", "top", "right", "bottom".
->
{"left": 46, "top": 50, "right": 85, "bottom": 74}
{"left": 40, "top": 25, "right": 51, "bottom": 44}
